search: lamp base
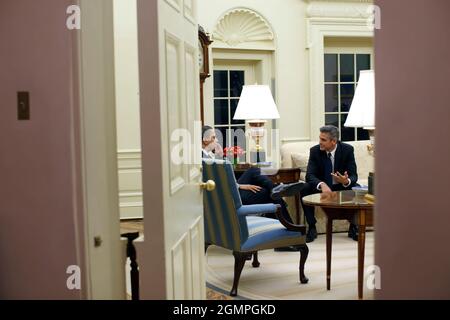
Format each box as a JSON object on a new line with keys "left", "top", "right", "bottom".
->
{"left": 364, "top": 193, "right": 375, "bottom": 203}
{"left": 365, "top": 171, "right": 375, "bottom": 203}
{"left": 368, "top": 172, "right": 375, "bottom": 195}
{"left": 250, "top": 150, "right": 266, "bottom": 164}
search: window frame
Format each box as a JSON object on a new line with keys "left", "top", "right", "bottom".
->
{"left": 323, "top": 46, "right": 374, "bottom": 142}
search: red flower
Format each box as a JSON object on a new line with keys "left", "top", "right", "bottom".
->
{"left": 223, "top": 146, "right": 245, "bottom": 157}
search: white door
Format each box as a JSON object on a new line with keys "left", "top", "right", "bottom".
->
{"left": 136, "top": 0, "right": 205, "bottom": 299}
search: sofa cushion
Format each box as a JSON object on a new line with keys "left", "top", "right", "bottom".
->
{"left": 291, "top": 152, "right": 309, "bottom": 181}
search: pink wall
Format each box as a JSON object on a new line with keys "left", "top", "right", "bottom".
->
{"left": 0, "top": 0, "right": 85, "bottom": 299}
{"left": 375, "top": 0, "right": 450, "bottom": 299}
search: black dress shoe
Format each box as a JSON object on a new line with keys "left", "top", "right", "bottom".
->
{"left": 306, "top": 227, "right": 317, "bottom": 243}
{"left": 274, "top": 245, "right": 301, "bottom": 252}
{"left": 271, "top": 182, "right": 305, "bottom": 200}
{"left": 348, "top": 224, "right": 358, "bottom": 241}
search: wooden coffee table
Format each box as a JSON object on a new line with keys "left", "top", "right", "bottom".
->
{"left": 302, "top": 190, "right": 374, "bottom": 299}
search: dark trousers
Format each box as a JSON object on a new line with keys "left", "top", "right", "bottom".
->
{"left": 300, "top": 182, "right": 354, "bottom": 228}
{"left": 237, "top": 167, "right": 292, "bottom": 223}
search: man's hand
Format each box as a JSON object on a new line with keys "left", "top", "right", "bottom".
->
{"left": 319, "top": 183, "right": 332, "bottom": 193}
{"left": 213, "top": 142, "right": 224, "bottom": 158}
{"left": 331, "top": 171, "right": 350, "bottom": 185}
{"left": 239, "top": 184, "right": 262, "bottom": 193}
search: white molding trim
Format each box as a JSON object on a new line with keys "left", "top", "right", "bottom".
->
{"left": 304, "top": 0, "right": 373, "bottom": 3}
{"left": 212, "top": 7, "right": 274, "bottom": 49}
{"left": 306, "top": 0, "right": 374, "bottom": 18}
{"left": 164, "top": 0, "right": 181, "bottom": 13}
{"left": 117, "top": 150, "right": 143, "bottom": 219}
{"left": 281, "top": 137, "right": 312, "bottom": 143}
{"left": 117, "top": 149, "right": 141, "bottom": 154}
{"left": 306, "top": 2, "right": 374, "bottom": 139}
{"left": 183, "top": 0, "right": 196, "bottom": 26}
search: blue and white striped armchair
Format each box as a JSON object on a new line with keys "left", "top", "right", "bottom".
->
{"left": 202, "top": 159, "right": 309, "bottom": 296}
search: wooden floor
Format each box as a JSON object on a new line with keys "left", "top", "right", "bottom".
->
{"left": 120, "top": 219, "right": 144, "bottom": 235}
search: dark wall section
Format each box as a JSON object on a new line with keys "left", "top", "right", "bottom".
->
{"left": 375, "top": 0, "right": 450, "bottom": 299}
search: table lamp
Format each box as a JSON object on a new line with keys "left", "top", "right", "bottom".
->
{"left": 233, "top": 85, "right": 280, "bottom": 164}
{"left": 344, "top": 70, "right": 375, "bottom": 201}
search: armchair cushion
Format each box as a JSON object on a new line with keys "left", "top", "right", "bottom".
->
{"left": 237, "top": 203, "right": 278, "bottom": 217}
{"left": 242, "top": 216, "right": 305, "bottom": 251}
{"left": 203, "top": 159, "right": 309, "bottom": 296}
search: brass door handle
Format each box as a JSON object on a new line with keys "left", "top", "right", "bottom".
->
{"left": 200, "top": 180, "right": 216, "bottom": 191}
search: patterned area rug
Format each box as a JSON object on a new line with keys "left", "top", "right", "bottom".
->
{"left": 206, "top": 232, "right": 375, "bottom": 300}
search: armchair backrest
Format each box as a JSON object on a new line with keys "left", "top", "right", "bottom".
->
{"left": 202, "top": 159, "right": 249, "bottom": 251}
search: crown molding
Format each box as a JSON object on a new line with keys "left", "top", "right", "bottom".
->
{"left": 305, "top": 0, "right": 374, "bottom": 18}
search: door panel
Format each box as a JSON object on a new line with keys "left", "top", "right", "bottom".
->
{"left": 136, "top": 0, "right": 205, "bottom": 300}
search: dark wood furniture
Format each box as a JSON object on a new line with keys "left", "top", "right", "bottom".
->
{"left": 121, "top": 232, "right": 140, "bottom": 300}
{"left": 234, "top": 164, "right": 302, "bottom": 223}
{"left": 198, "top": 26, "right": 212, "bottom": 126}
{"left": 302, "top": 190, "right": 374, "bottom": 300}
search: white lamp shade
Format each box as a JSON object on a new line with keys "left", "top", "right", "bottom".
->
{"left": 233, "top": 85, "right": 280, "bottom": 120}
{"left": 344, "top": 70, "right": 375, "bottom": 128}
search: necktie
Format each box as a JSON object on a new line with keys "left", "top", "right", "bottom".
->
{"left": 324, "top": 152, "right": 333, "bottom": 187}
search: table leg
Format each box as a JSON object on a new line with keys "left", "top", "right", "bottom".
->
{"left": 358, "top": 210, "right": 367, "bottom": 300}
{"left": 326, "top": 216, "right": 333, "bottom": 290}
{"left": 294, "top": 194, "right": 300, "bottom": 224}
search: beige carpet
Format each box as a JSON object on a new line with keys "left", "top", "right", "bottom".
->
{"left": 206, "top": 232, "right": 375, "bottom": 300}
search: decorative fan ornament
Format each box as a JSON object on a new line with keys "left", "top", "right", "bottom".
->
{"left": 213, "top": 9, "right": 274, "bottom": 46}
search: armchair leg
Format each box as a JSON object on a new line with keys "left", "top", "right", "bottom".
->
{"left": 299, "top": 244, "right": 309, "bottom": 284}
{"left": 252, "top": 252, "right": 260, "bottom": 268}
{"left": 231, "top": 251, "right": 248, "bottom": 297}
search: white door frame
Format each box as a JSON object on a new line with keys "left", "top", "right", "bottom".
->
{"left": 76, "top": 0, "right": 125, "bottom": 299}
{"left": 306, "top": 5, "right": 374, "bottom": 140}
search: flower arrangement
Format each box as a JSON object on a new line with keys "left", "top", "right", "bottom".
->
{"left": 223, "top": 146, "right": 245, "bottom": 165}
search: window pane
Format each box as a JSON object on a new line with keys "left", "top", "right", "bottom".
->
{"left": 357, "top": 128, "right": 370, "bottom": 141}
{"left": 341, "top": 114, "right": 355, "bottom": 141}
{"left": 324, "top": 54, "right": 338, "bottom": 82}
{"left": 357, "top": 54, "right": 371, "bottom": 81}
{"left": 340, "top": 54, "right": 355, "bottom": 82}
{"left": 214, "top": 99, "right": 229, "bottom": 125}
{"left": 230, "top": 99, "right": 245, "bottom": 125}
{"left": 214, "top": 71, "right": 228, "bottom": 97}
{"left": 230, "top": 126, "right": 247, "bottom": 162}
{"left": 325, "top": 114, "right": 339, "bottom": 129}
{"left": 325, "top": 84, "right": 338, "bottom": 112}
{"left": 229, "top": 71, "right": 244, "bottom": 97}
{"left": 340, "top": 84, "right": 355, "bottom": 112}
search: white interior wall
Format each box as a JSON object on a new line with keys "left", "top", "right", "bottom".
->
{"left": 114, "top": 0, "right": 141, "bottom": 150}
{"left": 113, "top": 0, "right": 143, "bottom": 219}
{"left": 198, "top": 0, "right": 310, "bottom": 143}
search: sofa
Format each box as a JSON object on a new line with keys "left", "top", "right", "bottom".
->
{"left": 280, "top": 140, "right": 374, "bottom": 234}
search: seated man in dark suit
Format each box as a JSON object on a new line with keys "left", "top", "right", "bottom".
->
{"left": 300, "top": 125, "right": 359, "bottom": 243}
{"left": 202, "top": 125, "right": 303, "bottom": 251}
